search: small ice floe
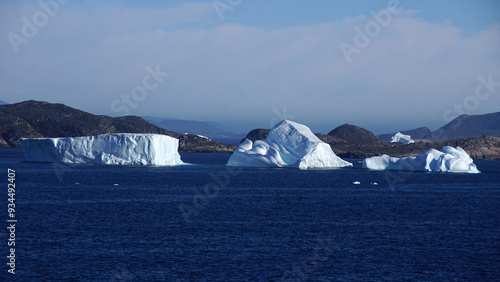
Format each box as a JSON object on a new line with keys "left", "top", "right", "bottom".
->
{"left": 113, "top": 183, "right": 119, "bottom": 186}
{"left": 353, "top": 181, "right": 361, "bottom": 185}
{"left": 371, "top": 182, "right": 378, "bottom": 185}
{"left": 196, "top": 134, "right": 211, "bottom": 141}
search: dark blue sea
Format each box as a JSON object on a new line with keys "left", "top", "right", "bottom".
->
{"left": 1, "top": 148, "right": 499, "bottom": 281}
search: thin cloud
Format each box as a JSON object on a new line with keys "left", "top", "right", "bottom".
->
{"left": 0, "top": 2, "right": 498, "bottom": 134}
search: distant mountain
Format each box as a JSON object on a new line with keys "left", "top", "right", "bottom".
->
{"left": 328, "top": 124, "right": 386, "bottom": 145}
{"left": 379, "top": 112, "right": 500, "bottom": 142}
{"left": 146, "top": 118, "right": 231, "bottom": 136}
{"left": 429, "top": 112, "right": 500, "bottom": 142}
{"left": 144, "top": 117, "right": 245, "bottom": 145}
{"left": 141, "top": 115, "right": 175, "bottom": 123}
{"left": 379, "top": 127, "right": 431, "bottom": 142}
{"left": 0, "top": 100, "right": 235, "bottom": 152}
{"left": 206, "top": 121, "right": 236, "bottom": 133}
{"left": 0, "top": 100, "right": 8, "bottom": 105}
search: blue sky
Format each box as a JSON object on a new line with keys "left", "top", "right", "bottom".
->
{"left": 1, "top": 0, "right": 499, "bottom": 134}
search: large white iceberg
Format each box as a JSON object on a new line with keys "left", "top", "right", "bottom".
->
{"left": 391, "top": 132, "right": 414, "bottom": 143}
{"left": 363, "top": 146, "right": 480, "bottom": 173}
{"left": 227, "top": 120, "right": 352, "bottom": 169}
{"left": 21, "top": 133, "right": 184, "bottom": 166}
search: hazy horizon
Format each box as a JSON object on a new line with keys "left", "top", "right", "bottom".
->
{"left": 1, "top": 0, "right": 499, "bottom": 134}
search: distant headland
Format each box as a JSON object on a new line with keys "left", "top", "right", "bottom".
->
{"left": 1, "top": 100, "right": 499, "bottom": 159}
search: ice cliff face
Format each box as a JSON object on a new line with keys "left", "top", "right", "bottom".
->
{"left": 21, "top": 133, "right": 184, "bottom": 166}
{"left": 391, "top": 132, "right": 414, "bottom": 144}
{"left": 227, "top": 120, "right": 352, "bottom": 169}
{"left": 362, "top": 146, "right": 480, "bottom": 173}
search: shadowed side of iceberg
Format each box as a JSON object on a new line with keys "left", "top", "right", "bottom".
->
{"left": 20, "top": 133, "right": 184, "bottom": 166}
{"left": 362, "top": 146, "right": 480, "bottom": 173}
{"left": 298, "top": 142, "right": 352, "bottom": 169}
{"left": 227, "top": 120, "right": 352, "bottom": 169}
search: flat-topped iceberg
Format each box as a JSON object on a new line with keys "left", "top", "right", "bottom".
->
{"left": 363, "top": 146, "right": 480, "bottom": 173}
{"left": 227, "top": 120, "right": 352, "bottom": 169}
{"left": 21, "top": 133, "right": 184, "bottom": 166}
{"left": 391, "top": 132, "right": 414, "bottom": 143}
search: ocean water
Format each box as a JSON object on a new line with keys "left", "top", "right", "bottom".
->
{"left": 1, "top": 148, "right": 499, "bottom": 281}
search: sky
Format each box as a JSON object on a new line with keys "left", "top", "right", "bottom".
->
{"left": 1, "top": 0, "right": 499, "bottom": 134}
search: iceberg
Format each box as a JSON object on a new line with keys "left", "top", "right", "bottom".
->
{"left": 227, "top": 120, "right": 352, "bottom": 169}
{"left": 21, "top": 133, "right": 184, "bottom": 166}
{"left": 391, "top": 132, "right": 414, "bottom": 144}
{"left": 363, "top": 146, "right": 480, "bottom": 173}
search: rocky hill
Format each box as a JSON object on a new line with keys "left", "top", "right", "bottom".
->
{"left": 0, "top": 100, "right": 235, "bottom": 153}
{"left": 328, "top": 135, "right": 500, "bottom": 160}
{"left": 328, "top": 124, "right": 386, "bottom": 145}
{"left": 440, "top": 136, "right": 500, "bottom": 159}
{"left": 240, "top": 128, "right": 271, "bottom": 143}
